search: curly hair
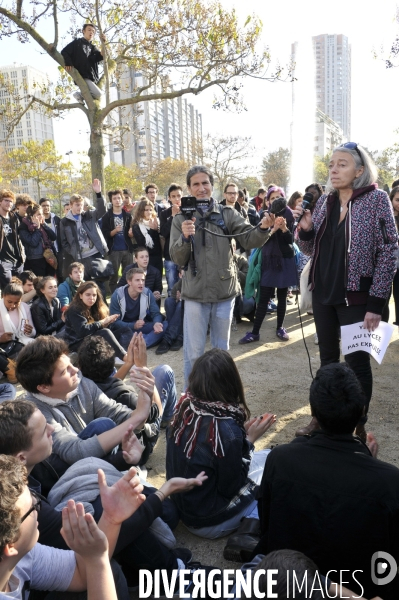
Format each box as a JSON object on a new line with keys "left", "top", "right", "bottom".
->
{"left": 26, "top": 203, "right": 41, "bottom": 219}
{"left": 68, "top": 281, "right": 108, "bottom": 322}
{"left": 132, "top": 199, "right": 156, "bottom": 225}
{"left": 0, "top": 455, "right": 27, "bottom": 559}
{"left": 78, "top": 335, "right": 115, "bottom": 382}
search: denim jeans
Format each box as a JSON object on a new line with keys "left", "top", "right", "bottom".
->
{"left": 0, "top": 383, "right": 16, "bottom": 403}
{"left": 183, "top": 298, "right": 235, "bottom": 387}
{"left": 108, "top": 250, "right": 133, "bottom": 292}
{"left": 185, "top": 449, "right": 270, "bottom": 539}
{"left": 152, "top": 364, "right": 177, "bottom": 424}
{"left": 116, "top": 320, "right": 169, "bottom": 349}
{"left": 164, "top": 260, "right": 179, "bottom": 295}
{"left": 163, "top": 298, "right": 183, "bottom": 344}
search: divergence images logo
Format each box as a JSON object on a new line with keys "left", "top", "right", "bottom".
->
{"left": 371, "top": 552, "right": 398, "bottom": 586}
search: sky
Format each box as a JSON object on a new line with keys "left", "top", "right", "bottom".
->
{"left": 0, "top": 0, "right": 398, "bottom": 176}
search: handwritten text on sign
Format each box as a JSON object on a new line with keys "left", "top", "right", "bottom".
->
{"left": 341, "top": 321, "right": 395, "bottom": 365}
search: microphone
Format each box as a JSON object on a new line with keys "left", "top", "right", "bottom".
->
{"left": 294, "top": 192, "right": 313, "bottom": 228}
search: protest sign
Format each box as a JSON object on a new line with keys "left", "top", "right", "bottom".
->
{"left": 341, "top": 321, "right": 395, "bottom": 365}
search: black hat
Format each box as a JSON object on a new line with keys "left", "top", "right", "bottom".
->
{"left": 269, "top": 197, "right": 287, "bottom": 216}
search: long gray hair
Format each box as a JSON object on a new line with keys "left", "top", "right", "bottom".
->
{"left": 326, "top": 144, "right": 378, "bottom": 192}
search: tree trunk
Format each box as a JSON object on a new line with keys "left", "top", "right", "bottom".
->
{"left": 88, "top": 107, "right": 106, "bottom": 195}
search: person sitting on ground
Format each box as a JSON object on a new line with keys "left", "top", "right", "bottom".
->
{"left": 110, "top": 268, "right": 166, "bottom": 349}
{"left": 57, "top": 261, "right": 85, "bottom": 309}
{"left": 156, "top": 268, "right": 184, "bottom": 355}
{"left": 0, "top": 399, "right": 209, "bottom": 593}
{"left": 0, "top": 452, "right": 146, "bottom": 600}
{"left": 18, "top": 270, "right": 37, "bottom": 305}
{"left": 117, "top": 246, "right": 163, "bottom": 304}
{"left": 0, "top": 282, "right": 35, "bottom": 384}
{"left": 61, "top": 23, "right": 105, "bottom": 104}
{"left": 166, "top": 348, "right": 276, "bottom": 550}
{"left": 78, "top": 332, "right": 177, "bottom": 463}
{"left": 63, "top": 280, "right": 127, "bottom": 360}
{"left": 31, "top": 276, "right": 65, "bottom": 337}
{"left": 255, "top": 362, "right": 399, "bottom": 600}
{"left": 16, "top": 336, "right": 153, "bottom": 474}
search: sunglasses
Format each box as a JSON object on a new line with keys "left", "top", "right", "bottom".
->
{"left": 339, "top": 142, "right": 364, "bottom": 166}
{"left": 21, "top": 491, "right": 42, "bottom": 523}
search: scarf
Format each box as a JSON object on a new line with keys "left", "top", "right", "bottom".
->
{"left": 171, "top": 392, "right": 246, "bottom": 459}
{"left": 66, "top": 277, "right": 81, "bottom": 300}
{"left": 139, "top": 220, "right": 155, "bottom": 249}
{"left": 22, "top": 217, "right": 53, "bottom": 250}
{"left": 0, "top": 299, "right": 34, "bottom": 346}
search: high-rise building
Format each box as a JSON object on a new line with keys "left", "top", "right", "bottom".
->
{"left": 110, "top": 67, "right": 203, "bottom": 171}
{"left": 312, "top": 34, "right": 351, "bottom": 139}
{"left": 314, "top": 108, "right": 344, "bottom": 157}
{"left": 0, "top": 64, "right": 55, "bottom": 197}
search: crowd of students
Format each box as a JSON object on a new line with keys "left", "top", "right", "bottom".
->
{"left": 0, "top": 168, "right": 398, "bottom": 599}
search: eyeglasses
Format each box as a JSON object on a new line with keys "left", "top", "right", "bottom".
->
{"left": 21, "top": 491, "right": 42, "bottom": 523}
{"left": 339, "top": 142, "right": 364, "bottom": 166}
{"left": 225, "top": 192, "right": 238, "bottom": 196}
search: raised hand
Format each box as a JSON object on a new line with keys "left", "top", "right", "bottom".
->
{"left": 121, "top": 425, "right": 144, "bottom": 465}
{"left": 61, "top": 499, "right": 108, "bottom": 558}
{"left": 92, "top": 179, "right": 102, "bottom": 194}
{"left": 246, "top": 413, "right": 277, "bottom": 444}
{"left": 98, "top": 467, "right": 145, "bottom": 526}
{"left": 133, "top": 332, "right": 147, "bottom": 367}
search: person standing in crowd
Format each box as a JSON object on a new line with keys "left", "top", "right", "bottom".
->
{"left": 221, "top": 183, "right": 248, "bottom": 218}
{"left": 389, "top": 186, "right": 399, "bottom": 328}
{"left": 131, "top": 199, "right": 163, "bottom": 275}
{"left": 60, "top": 179, "right": 108, "bottom": 296}
{"left": 145, "top": 183, "right": 163, "bottom": 217}
{"left": 239, "top": 197, "right": 297, "bottom": 343}
{"left": 0, "top": 189, "right": 25, "bottom": 290}
{"left": 250, "top": 188, "right": 267, "bottom": 212}
{"left": 259, "top": 186, "right": 285, "bottom": 219}
{"left": 39, "top": 197, "right": 62, "bottom": 278}
{"left": 110, "top": 268, "right": 166, "bottom": 349}
{"left": 14, "top": 194, "right": 34, "bottom": 223}
{"left": 294, "top": 143, "right": 397, "bottom": 440}
{"left": 304, "top": 182, "right": 324, "bottom": 211}
{"left": 101, "top": 188, "right": 134, "bottom": 293}
{"left": 117, "top": 247, "right": 162, "bottom": 304}
{"left": 31, "top": 276, "right": 65, "bottom": 337}
{"left": 64, "top": 281, "right": 126, "bottom": 359}
{"left": 160, "top": 183, "right": 182, "bottom": 296}
{"left": 18, "top": 203, "right": 57, "bottom": 277}
{"left": 57, "top": 261, "right": 85, "bottom": 309}
{"left": 287, "top": 191, "right": 303, "bottom": 210}
{"left": 239, "top": 188, "right": 260, "bottom": 227}
{"left": 61, "top": 22, "right": 105, "bottom": 104}
{"left": 122, "top": 188, "right": 135, "bottom": 213}
{"left": 63, "top": 201, "right": 70, "bottom": 216}
{"left": 169, "top": 165, "right": 273, "bottom": 386}
{"left": 0, "top": 282, "right": 35, "bottom": 383}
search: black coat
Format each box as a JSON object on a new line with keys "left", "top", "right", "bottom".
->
{"left": 132, "top": 224, "right": 163, "bottom": 274}
{"left": 117, "top": 262, "right": 162, "bottom": 293}
{"left": 256, "top": 431, "right": 399, "bottom": 600}
{"left": 31, "top": 296, "right": 64, "bottom": 335}
{"left": 160, "top": 206, "right": 174, "bottom": 261}
{"left": 100, "top": 208, "right": 134, "bottom": 253}
{"left": 61, "top": 38, "right": 103, "bottom": 83}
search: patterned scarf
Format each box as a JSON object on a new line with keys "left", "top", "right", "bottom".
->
{"left": 171, "top": 392, "right": 246, "bottom": 459}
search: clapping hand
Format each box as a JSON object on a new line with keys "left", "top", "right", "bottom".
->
{"left": 61, "top": 499, "right": 108, "bottom": 557}
{"left": 246, "top": 413, "right": 277, "bottom": 444}
{"left": 98, "top": 467, "right": 145, "bottom": 525}
{"left": 121, "top": 425, "right": 144, "bottom": 465}
{"left": 158, "top": 472, "right": 208, "bottom": 497}
{"left": 133, "top": 332, "right": 147, "bottom": 367}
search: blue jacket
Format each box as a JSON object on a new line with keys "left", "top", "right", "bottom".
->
{"left": 57, "top": 280, "right": 73, "bottom": 307}
{"left": 19, "top": 221, "right": 57, "bottom": 260}
{"left": 166, "top": 416, "right": 256, "bottom": 527}
{"left": 109, "top": 285, "right": 162, "bottom": 326}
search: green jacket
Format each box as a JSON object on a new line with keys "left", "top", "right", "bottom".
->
{"left": 170, "top": 203, "right": 269, "bottom": 303}
{"left": 245, "top": 247, "right": 262, "bottom": 304}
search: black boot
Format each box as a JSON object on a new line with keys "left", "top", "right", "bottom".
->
{"left": 223, "top": 517, "right": 260, "bottom": 563}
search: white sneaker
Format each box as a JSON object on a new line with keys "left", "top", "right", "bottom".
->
{"left": 114, "top": 357, "right": 124, "bottom": 365}
{"left": 73, "top": 91, "right": 85, "bottom": 105}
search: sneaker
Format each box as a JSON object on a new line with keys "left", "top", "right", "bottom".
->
{"left": 238, "top": 331, "right": 260, "bottom": 344}
{"left": 276, "top": 327, "right": 289, "bottom": 341}
{"left": 114, "top": 356, "right": 124, "bottom": 365}
{"left": 269, "top": 300, "right": 277, "bottom": 310}
{"left": 286, "top": 297, "right": 294, "bottom": 305}
{"left": 266, "top": 302, "right": 275, "bottom": 313}
{"left": 314, "top": 332, "right": 319, "bottom": 345}
{"left": 73, "top": 91, "right": 85, "bottom": 105}
{"left": 170, "top": 338, "right": 183, "bottom": 351}
{"left": 155, "top": 340, "right": 171, "bottom": 355}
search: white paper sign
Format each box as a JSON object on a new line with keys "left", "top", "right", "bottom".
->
{"left": 341, "top": 321, "right": 395, "bottom": 364}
